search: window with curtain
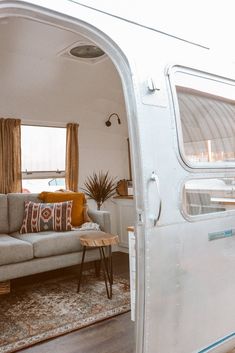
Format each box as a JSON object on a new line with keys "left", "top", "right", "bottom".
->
{"left": 21, "top": 125, "right": 66, "bottom": 193}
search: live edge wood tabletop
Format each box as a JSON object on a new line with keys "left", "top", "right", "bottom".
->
{"left": 79, "top": 232, "right": 119, "bottom": 247}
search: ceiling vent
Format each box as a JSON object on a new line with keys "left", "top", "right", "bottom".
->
{"left": 58, "top": 41, "right": 107, "bottom": 64}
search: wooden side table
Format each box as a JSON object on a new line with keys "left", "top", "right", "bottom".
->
{"left": 77, "top": 232, "right": 119, "bottom": 299}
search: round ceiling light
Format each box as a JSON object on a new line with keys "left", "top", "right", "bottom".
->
{"left": 70, "top": 45, "right": 105, "bottom": 59}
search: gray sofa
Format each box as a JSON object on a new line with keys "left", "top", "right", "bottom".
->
{"left": 0, "top": 193, "right": 111, "bottom": 283}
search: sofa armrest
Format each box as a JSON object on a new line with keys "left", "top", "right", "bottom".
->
{"left": 88, "top": 210, "right": 111, "bottom": 233}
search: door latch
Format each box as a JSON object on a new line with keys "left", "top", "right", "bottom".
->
{"left": 149, "top": 171, "right": 162, "bottom": 226}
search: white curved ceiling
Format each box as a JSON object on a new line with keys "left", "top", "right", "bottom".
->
{"left": 0, "top": 16, "right": 127, "bottom": 130}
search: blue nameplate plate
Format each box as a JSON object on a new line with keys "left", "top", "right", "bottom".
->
{"left": 208, "top": 229, "right": 234, "bottom": 241}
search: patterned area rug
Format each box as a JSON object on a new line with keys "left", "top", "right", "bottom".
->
{"left": 0, "top": 271, "right": 130, "bottom": 353}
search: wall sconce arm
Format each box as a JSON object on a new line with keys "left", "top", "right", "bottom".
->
{"left": 105, "top": 113, "right": 121, "bottom": 127}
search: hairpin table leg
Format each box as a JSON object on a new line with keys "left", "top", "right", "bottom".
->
{"left": 100, "top": 245, "right": 113, "bottom": 299}
{"left": 99, "top": 247, "right": 111, "bottom": 299}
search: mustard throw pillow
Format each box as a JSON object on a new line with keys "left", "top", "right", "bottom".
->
{"left": 39, "top": 192, "right": 86, "bottom": 227}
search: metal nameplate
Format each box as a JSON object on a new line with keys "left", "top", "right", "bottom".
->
{"left": 208, "top": 229, "right": 235, "bottom": 241}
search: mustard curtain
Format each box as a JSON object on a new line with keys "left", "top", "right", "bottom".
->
{"left": 0, "top": 118, "right": 22, "bottom": 193}
{"left": 65, "top": 123, "right": 79, "bottom": 192}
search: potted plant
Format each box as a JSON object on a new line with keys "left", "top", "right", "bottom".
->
{"left": 82, "top": 171, "right": 117, "bottom": 210}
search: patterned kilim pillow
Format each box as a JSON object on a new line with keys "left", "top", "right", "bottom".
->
{"left": 20, "top": 201, "right": 73, "bottom": 234}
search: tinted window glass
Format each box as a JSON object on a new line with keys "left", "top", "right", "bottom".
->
{"left": 184, "top": 178, "right": 235, "bottom": 216}
{"left": 175, "top": 71, "right": 235, "bottom": 165}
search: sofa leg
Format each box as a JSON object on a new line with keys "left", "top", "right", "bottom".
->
{"left": 0, "top": 281, "right": 10, "bottom": 295}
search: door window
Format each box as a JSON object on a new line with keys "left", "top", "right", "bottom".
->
{"left": 183, "top": 177, "right": 235, "bottom": 216}
{"left": 172, "top": 69, "right": 235, "bottom": 167}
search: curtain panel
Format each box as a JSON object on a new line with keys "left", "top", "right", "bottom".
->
{"left": 65, "top": 123, "right": 79, "bottom": 192}
{"left": 0, "top": 118, "right": 22, "bottom": 193}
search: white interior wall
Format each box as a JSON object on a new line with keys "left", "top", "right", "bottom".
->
{"left": 0, "top": 17, "right": 130, "bottom": 232}
{"left": 0, "top": 43, "right": 129, "bottom": 186}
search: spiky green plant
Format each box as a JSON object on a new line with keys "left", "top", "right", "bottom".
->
{"left": 81, "top": 171, "right": 117, "bottom": 210}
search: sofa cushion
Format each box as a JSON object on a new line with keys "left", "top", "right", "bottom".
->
{"left": 39, "top": 192, "right": 86, "bottom": 227}
{"left": 20, "top": 201, "right": 73, "bottom": 234}
{"left": 8, "top": 193, "right": 41, "bottom": 233}
{"left": 0, "top": 194, "right": 8, "bottom": 233}
{"left": 13, "top": 230, "right": 106, "bottom": 258}
{"left": 0, "top": 234, "right": 33, "bottom": 265}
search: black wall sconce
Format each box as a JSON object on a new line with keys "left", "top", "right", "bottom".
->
{"left": 105, "top": 113, "right": 121, "bottom": 127}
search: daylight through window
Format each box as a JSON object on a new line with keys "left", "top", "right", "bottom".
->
{"left": 174, "top": 71, "right": 235, "bottom": 166}
{"left": 21, "top": 125, "right": 66, "bottom": 193}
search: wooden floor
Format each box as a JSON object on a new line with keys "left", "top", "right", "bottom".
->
{"left": 19, "top": 312, "right": 134, "bottom": 353}
{"left": 15, "top": 252, "right": 135, "bottom": 353}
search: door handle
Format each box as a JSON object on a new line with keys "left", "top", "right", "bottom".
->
{"left": 149, "top": 171, "right": 162, "bottom": 226}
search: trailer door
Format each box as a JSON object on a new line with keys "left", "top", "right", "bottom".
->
{"left": 141, "top": 65, "right": 235, "bottom": 353}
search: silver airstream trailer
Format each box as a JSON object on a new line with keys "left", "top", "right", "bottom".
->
{"left": 1, "top": 1, "right": 235, "bottom": 353}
